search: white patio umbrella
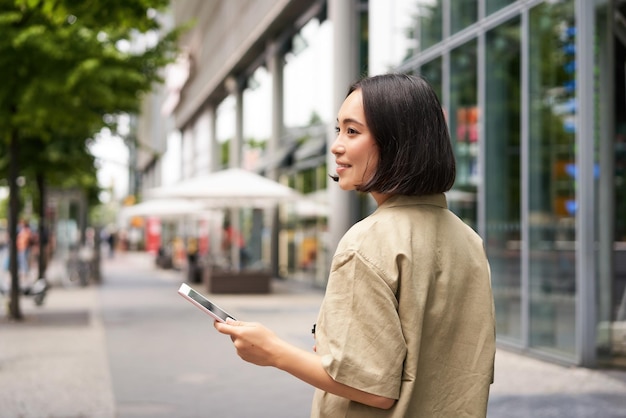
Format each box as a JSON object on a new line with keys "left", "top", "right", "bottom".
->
{"left": 120, "top": 198, "right": 206, "bottom": 219}
{"left": 144, "top": 168, "right": 302, "bottom": 271}
{"left": 144, "top": 168, "right": 301, "bottom": 207}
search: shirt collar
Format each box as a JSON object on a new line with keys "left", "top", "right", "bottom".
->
{"left": 377, "top": 193, "right": 448, "bottom": 210}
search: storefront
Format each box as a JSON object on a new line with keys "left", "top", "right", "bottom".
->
{"left": 370, "top": 0, "right": 624, "bottom": 367}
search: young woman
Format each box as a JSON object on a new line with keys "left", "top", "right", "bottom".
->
{"left": 215, "top": 73, "right": 495, "bottom": 417}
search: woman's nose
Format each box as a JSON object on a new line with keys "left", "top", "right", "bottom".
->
{"left": 330, "top": 138, "right": 344, "bottom": 156}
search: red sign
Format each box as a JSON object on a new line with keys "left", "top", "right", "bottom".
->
{"left": 145, "top": 217, "right": 161, "bottom": 254}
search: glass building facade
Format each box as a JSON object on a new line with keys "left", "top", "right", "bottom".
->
{"left": 141, "top": 0, "right": 625, "bottom": 370}
{"left": 369, "top": 0, "right": 626, "bottom": 367}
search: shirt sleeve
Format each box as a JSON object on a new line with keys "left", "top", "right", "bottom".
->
{"left": 315, "top": 249, "right": 407, "bottom": 399}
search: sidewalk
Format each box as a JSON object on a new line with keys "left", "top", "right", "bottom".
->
{"left": 0, "top": 275, "right": 115, "bottom": 417}
{"left": 1, "top": 251, "right": 626, "bottom": 417}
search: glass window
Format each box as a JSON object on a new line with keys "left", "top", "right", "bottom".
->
{"left": 485, "top": 18, "right": 522, "bottom": 343}
{"left": 449, "top": 40, "right": 478, "bottom": 230}
{"left": 369, "top": 0, "right": 448, "bottom": 69}
{"left": 528, "top": 1, "right": 576, "bottom": 356}
{"left": 413, "top": 0, "right": 443, "bottom": 51}
{"left": 486, "top": 0, "right": 516, "bottom": 16}
{"left": 451, "top": 0, "right": 477, "bottom": 35}
{"left": 420, "top": 57, "right": 442, "bottom": 101}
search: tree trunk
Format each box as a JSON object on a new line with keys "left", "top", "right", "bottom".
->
{"left": 36, "top": 171, "right": 47, "bottom": 279}
{"left": 8, "top": 132, "right": 22, "bottom": 320}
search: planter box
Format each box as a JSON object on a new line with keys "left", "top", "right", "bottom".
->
{"left": 203, "top": 268, "right": 272, "bottom": 294}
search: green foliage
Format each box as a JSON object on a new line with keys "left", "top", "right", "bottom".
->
{"left": 0, "top": 0, "right": 181, "bottom": 200}
{"left": 0, "top": 197, "right": 6, "bottom": 220}
{"left": 308, "top": 111, "right": 322, "bottom": 125}
{"left": 246, "top": 137, "right": 267, "bottom": 150}
{"left": 0, "top": 0, "right": 180, "bottom": 141}
{"left": 220, "top": 140, "right": 230, "bottom": 168}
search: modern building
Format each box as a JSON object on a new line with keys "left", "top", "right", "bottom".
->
{"left": 135, "top": 0, "right": 626, "bottom": 369}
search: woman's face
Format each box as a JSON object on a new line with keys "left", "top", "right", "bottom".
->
{"left": 331, "top": 89, "right": 379, "bottom": 192}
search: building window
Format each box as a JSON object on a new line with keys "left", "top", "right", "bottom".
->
{"left": 486, "top": 0, "right": 516, "bottom": 16}
{"left": 451, "top": 0, "right": 477, "bottom": 35}
{"left": 414, "top": 0, "right": 443, "bottom": 52}
{"left": 485, "top": 17, "right": 522, "bottom": 343}
{"left": 420, "top": 57, "right": 443, "bottom": 103}
{"left": 449, "top": 39, "right": 478, "bottom": 230}
{"left": 528, "top": 1, "right": 576, "bottom": 356}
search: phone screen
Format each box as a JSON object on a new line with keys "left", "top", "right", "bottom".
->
{"left": 179, "top": 284, "right": 236, "bottom": 322}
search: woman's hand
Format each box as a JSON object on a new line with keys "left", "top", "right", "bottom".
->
{"left": 214, "top": 319, "right": 395, "bottom": 410}
{"left": 214, "top": 319, "right": 284, "bottom": 367}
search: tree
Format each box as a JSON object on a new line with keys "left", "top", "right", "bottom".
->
{"left": 0, "top": 135, "right": 100, "bottom": 280}
{"left": 0, "top": 0, "right": 182, "bottom": 320}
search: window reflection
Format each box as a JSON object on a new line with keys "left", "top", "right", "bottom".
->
{"left": 368, "top": 0, "right": 441, "bottom": 72}
{"left": 451, "top": 0, "right": 477, "bottom": 35}
{"left": 485, "top": 18, "right": 522, "bottom": 342}
{"left": 449, "top": 41, "right": 478, "bottom": 230}
{"left": 413, "top": 0, "right": 443, "bottom": 52}
{"left": 420, "top": 57, "right": 442, "bottom": 102}
{"left": 528, "top": 1, "right": 576, "bottom": 355}
{"left": 486, "top": 0, "right": 516, "bottom": 16}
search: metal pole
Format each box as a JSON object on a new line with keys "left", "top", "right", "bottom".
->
{"left": 575, "top": 0, "right": 597, "bottom": 367}
{"left": 327, "top": 0, "right": 361, "bottom": 279}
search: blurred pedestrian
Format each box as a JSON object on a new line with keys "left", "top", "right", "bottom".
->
{"left": 16, "top": 220, "right": 32, "bottom": 282}
{"left": 215, "top": 74, "right": 496, "bottom": 417}
{"left": 221, "top": 220, "right": 249, "bottom": 269}
{"left": 107, "top": 231, "right": 116, "bottom": 258}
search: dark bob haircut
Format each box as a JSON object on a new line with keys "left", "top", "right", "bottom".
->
{"left": 339, "top": 73, "right": 456, "bottom": 195}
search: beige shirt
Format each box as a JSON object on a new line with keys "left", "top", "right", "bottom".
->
{"left": 311, "top": 194, "right": 495, "bottom": 418}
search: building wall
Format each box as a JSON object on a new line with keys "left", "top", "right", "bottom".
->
{"left": 170, "top": 0, "right": 323, "bottom": 129}
{"left": 136, "top": 84, "right": 171, "bottom": 190}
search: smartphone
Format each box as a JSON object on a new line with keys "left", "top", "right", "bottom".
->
{"left": 178, "top": 283, "right": 237, "bottom": 322}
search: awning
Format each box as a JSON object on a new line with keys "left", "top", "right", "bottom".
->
{"left": 254, "top": 142, "right": 299, "bottom": 173}
{"left": 293, "top": 136, "right": 326, "bottom": 162}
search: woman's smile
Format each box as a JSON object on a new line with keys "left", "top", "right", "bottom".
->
{"left": 335, "top": 161, "right": 351, "bottom": 175}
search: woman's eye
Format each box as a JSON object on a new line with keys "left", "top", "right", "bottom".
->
{"left": 335, "top": 126, "right": 359, "bottom": 135}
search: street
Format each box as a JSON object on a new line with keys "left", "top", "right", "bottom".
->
{"left": 99, "top": 252, "right": 320, "bottom": 418}
{"left": 1, "top": 250, "right": 626, "bottom": 417}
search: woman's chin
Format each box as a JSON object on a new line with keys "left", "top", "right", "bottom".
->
{"left": 338, "top": 181, "right": 356, "bottom": 191}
